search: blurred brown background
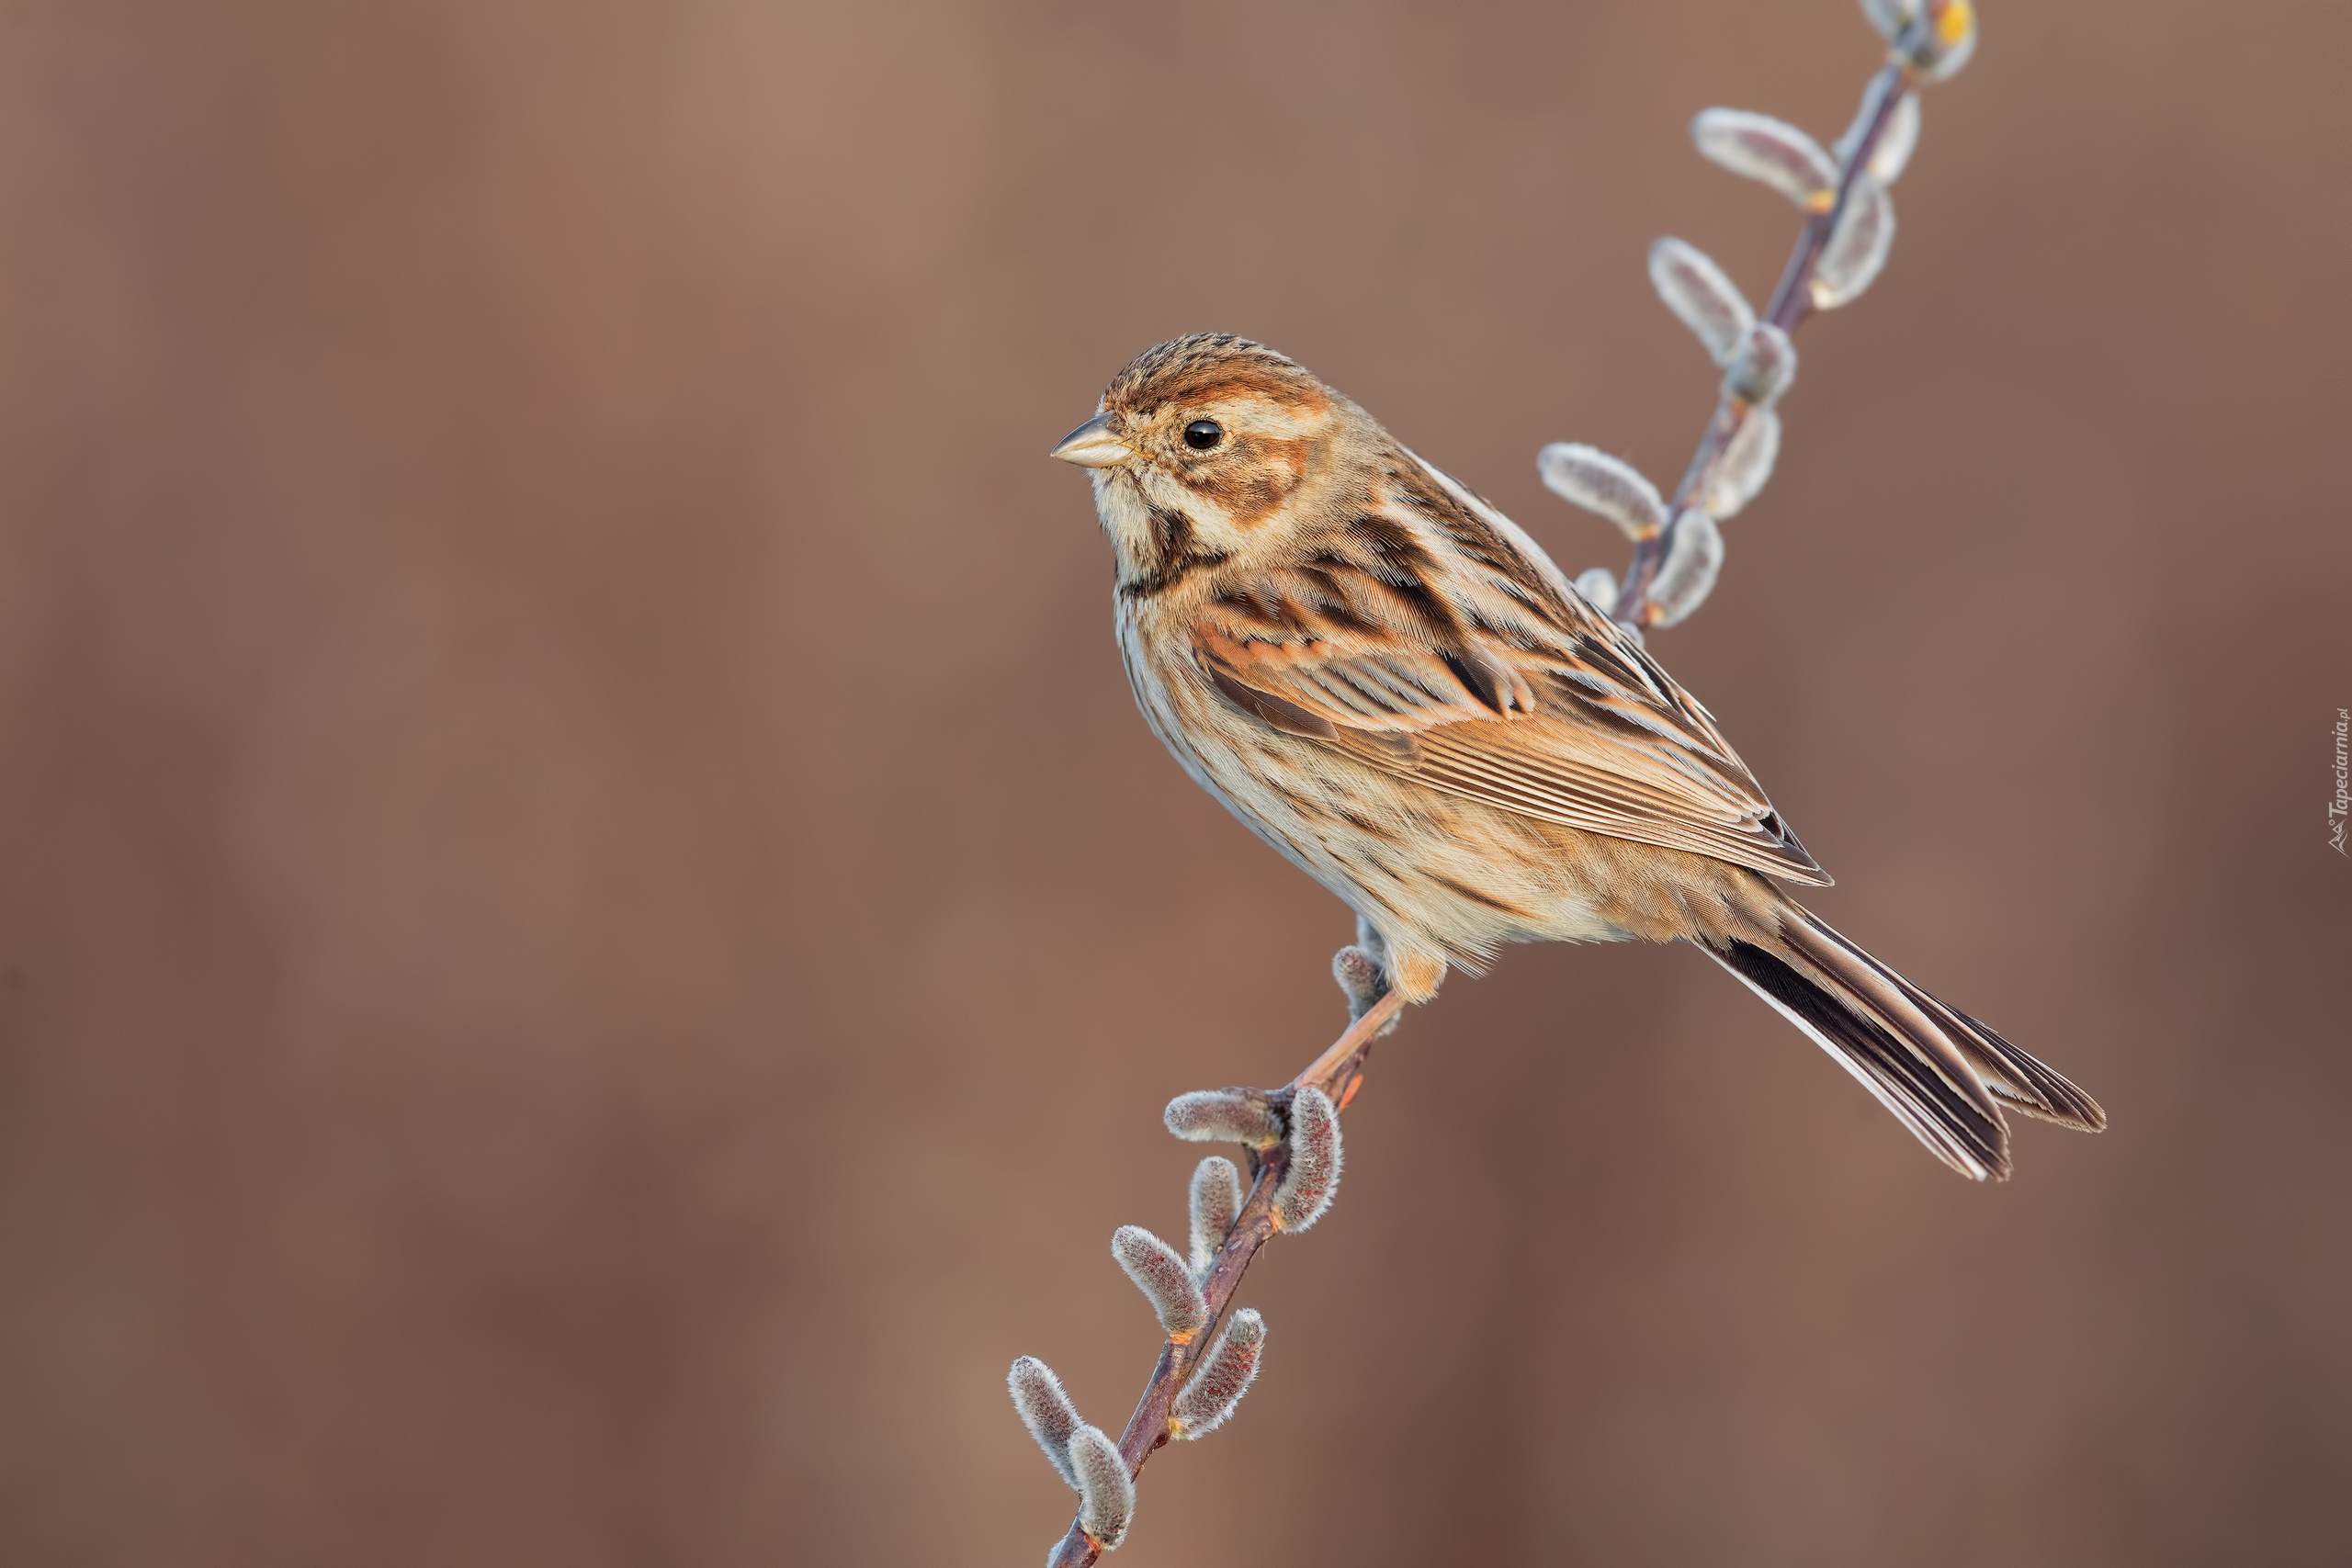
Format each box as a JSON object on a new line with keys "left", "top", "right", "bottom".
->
{"left": 0, "top": 1, "right": 2346, "bottom": 1563}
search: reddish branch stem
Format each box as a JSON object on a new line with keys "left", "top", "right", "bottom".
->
{"left": 1613, "top": 61, "right": 1917, "bottom": 625}
{"left": 1043, "top": 987, "right": 1406, "bottom": 1568}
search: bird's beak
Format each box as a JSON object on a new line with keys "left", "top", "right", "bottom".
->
{"left": 1050, "top": 413, "right": 1135, "bottom": 469}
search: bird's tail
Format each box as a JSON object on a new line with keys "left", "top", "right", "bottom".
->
{"left": 1708, "top": 901, "right": 2105, "bottom": 1180}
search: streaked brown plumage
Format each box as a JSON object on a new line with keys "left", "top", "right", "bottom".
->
{"left": 1056, "top": 333, "right": 2101, "bottom": 1179}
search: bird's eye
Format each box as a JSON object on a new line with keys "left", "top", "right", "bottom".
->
{"left": 1182, "top": 419, "right": 1224, "bottom": 451}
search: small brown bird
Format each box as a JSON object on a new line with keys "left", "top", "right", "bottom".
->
{"left": 1054, "top": 333, "right": 2102, "bottom": 1179}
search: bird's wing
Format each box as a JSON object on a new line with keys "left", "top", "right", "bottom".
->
{"left": 1187, "top": 452, "right": 1830, "bottom": 886}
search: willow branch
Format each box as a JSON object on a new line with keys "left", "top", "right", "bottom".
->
{"left": 1612, "top": 62, "right": 1917, "bottom": 625}
{"left": 1040, "top": 986, "right": 1404, "bottom": 1568}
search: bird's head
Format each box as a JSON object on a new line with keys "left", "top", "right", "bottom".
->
{"left": 1052, "top": 333, "right": 1351, "bottom": 592}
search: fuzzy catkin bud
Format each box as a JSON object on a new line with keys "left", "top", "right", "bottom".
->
{"left": 1111, "top": 1225, "right": 1207, "bottom": 1338}
{"left": 1648, "top": 511, "right": 1725, "bottom": 628}
{"left": 1574, "top": 567, "right": 1620, "bottom": 613}
{"left": 1069, "top": 1424, "right": 1135, "bottom": 1550}
{"left": 1811, "top": 176, "right": 1895, "bottom": 310}
{"left": 1171, "top": 1309, "right": 1265, "bottom": 1440}
{"left": 1825, "top": 82, "right": 1918, "bottom": 184}
{"left": 1273, "top": 1087, "right": 1342, "bottom": 1232}
{"left": 1922, "top": 1, "right": 1977, "bottom": 83}
{"left": 1537, "top": 444, "right": 1668, "bottom": 540}
{"left": 1692, "top": 108, "right": 1838, "bottom": 212}
{"left": 1863, "top": 0, "right": 1976, "bottom": 82}
{"left": 1867, "top": 91, "right": 1921, "bottom": 184}
{"left": 1008, "top": 1357, "right": 1082, "bottom": 1489}
{"left": 1163, "top": 1089, "right": 1282, "bottom": 1149}
{"left": 1724, "top": 323, "right": 1797, "bottom": 407}
{"left": 1648, "top": 238, "right": 1755, "bottom": 365}
{"left": 1833, "top": 75, "right": 1919, "bottom": 186}
{"left": 1703, "top": 408, "right": 1781, "bottom": 520}
{"left": 1187, "top": 1157, "right": 1243, "bottom": 1278}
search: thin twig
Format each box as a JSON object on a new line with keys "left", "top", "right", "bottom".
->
{"left": 1613, "top": 62, "right": 1917, "bottom": 625}
{"left": 1042, "top": 987, "right": 1406, "bottom": 1568}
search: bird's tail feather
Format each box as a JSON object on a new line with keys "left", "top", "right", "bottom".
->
{"left": 1708, "top": 902, "right": 2104, "bottom": 1181}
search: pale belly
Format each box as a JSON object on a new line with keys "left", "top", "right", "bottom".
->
{"left": 1115, "top": 622, "right": 1631, "bottom": 974}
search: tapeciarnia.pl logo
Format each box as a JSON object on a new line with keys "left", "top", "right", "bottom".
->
{"left": 2332, "top": 707, "right": 2348, "bottom": 855}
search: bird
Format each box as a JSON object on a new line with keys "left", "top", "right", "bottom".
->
{"left": 1051, "top": 332, "right": 2102, "bottom": 1180}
